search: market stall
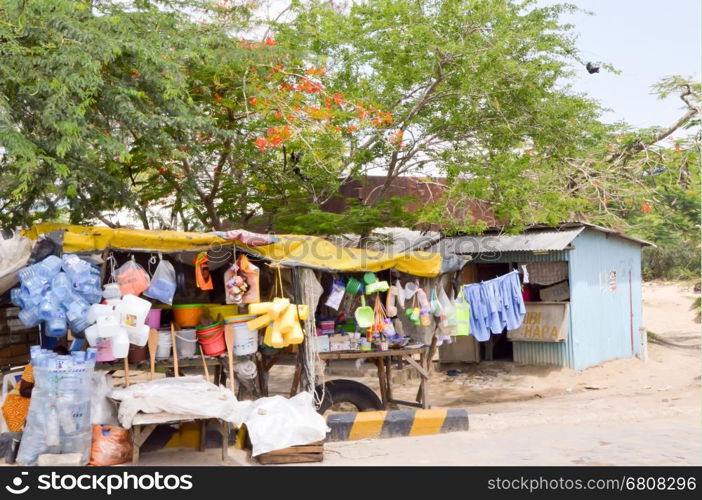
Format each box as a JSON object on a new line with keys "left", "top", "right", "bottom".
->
{"left": 4, "top": 223, "right": 461, "bottom": 465}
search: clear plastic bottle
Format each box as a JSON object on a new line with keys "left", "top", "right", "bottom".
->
{"left": 36, "top": 255, "right": 62, "bottom": 281}
{"left": 51, "top": 272, "right": 73, "bottom": 300}
{"left": 17, "top": 347, "right": 97, "bottom": 465}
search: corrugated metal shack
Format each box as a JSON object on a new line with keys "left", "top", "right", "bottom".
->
{"left": 417, "top": 223, "right": 651, "bottom": 370}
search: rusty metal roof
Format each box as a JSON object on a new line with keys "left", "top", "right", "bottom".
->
{"left": 431, "top": 228, "right": 586, "bottom": 254}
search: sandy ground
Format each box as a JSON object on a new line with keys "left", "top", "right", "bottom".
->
{"left": 127, "top": 281, "right": 702, "bottom": 466}
{"left": 4, "top": 282, "right": 696, "bottom": 466}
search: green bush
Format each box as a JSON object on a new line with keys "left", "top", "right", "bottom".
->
{"left": 642, "top": 243, "right": 701, "bottom": 281}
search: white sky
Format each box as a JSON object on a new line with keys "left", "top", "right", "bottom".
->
{"left": 542, "top": 0, "right": 701, "bottom": 129}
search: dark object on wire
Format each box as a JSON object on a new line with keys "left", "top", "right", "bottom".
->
{"left": 586, "top": 62, "right": 600, "bottom": 74}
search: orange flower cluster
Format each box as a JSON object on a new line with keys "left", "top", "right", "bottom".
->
{"left": 306, "top": 106, "right": 332, "bottom": 121}
{"left": 253, "top": 126, "right": 293, "bottom": 152}
{"left": 371, "top": 110, "right": 393, "bottom": 126}
{"left": 388, "top": 129, "right": 404, "bottom": 146}
{"left": 305, "top": 66, "right": 326, "bottom": 76}
{"left": 296, "top": 78, "right": 323, "bottom": 94}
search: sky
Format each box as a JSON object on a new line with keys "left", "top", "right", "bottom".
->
{"left": 543, "top": 0, "right": 701, "bottom": 129}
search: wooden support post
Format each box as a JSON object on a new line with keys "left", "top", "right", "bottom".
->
{"left": 199, "top": 420, "right": 207, "bottom": 452}
{"left": 170, "top": 322, "right": 179, "bottom": 377}
{"left": 131, "top": 424, "right": 157, "bottom": 465}
{"left": 290, "top": 358, "right": 302, "bottom": 397}
{"left": 220, "top": 420, "right": 230, "bottom": 462}
{"left": 385, "top": 356, "right": 393, "bottom": 401}
{"left": 418, "top": 349, "right": 429, "bottom": 409}
{"left": 375, "top": 358, "right": 388, "bottom": 408}
{"left": 416, "top": 334, "right": 438, "bottom": 402}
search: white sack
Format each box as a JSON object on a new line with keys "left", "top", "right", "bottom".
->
{"left": 110, "top": 376, "right": 244, "bottom": 429}
{"left": 0, "top": 232, "right": 32, "bottom": 295}
{"left": 238, "top": 392, "right": 329, "bottom": 457}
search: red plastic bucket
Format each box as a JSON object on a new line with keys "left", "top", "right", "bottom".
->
{"left": 197, "top": 327, "right": 226, "bottom": 357}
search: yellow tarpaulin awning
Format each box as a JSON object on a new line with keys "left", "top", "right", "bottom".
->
{"left": 24, "top": 223, "right": 442, "bottom": 277}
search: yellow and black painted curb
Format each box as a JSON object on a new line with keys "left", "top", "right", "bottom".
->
{"left": 326, "top": 408, "right": 469, "bottom": 442}
{"left": 136, "top": 408, "right": 468, "bottom": 452}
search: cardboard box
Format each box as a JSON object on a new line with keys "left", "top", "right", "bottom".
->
{"left": 315, "top": 335, "right": 330, "bottom": 353}
{"left": 329, "top": 334, "right": 351, "bottom": 352}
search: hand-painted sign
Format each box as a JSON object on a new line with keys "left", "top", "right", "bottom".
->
{"left": 608, "top": 270, "right": 617, "bottom": 292}
{"left": 508, "top": 302, "right": 569, "bottom": 342}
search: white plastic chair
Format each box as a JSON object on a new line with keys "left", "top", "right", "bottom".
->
{"left": 1, "top": 367, "right": 25, "bottom": 433}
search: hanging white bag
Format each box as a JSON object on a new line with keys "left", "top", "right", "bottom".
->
{"left": 143, "top": 257, "right": 177, "bottom": 305}
{"left": 438, "top": 286, "right": 457, "bottom": 329}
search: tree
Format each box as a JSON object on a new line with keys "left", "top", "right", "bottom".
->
{"left": 0, "top": 0, "right": 399, "bottom": 232}
{"left": 277, "top": 0, "right": 614, "bottom": 233}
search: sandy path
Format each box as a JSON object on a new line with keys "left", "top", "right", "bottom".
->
{"left": 132, "top": 281, "right": 701, "bottom": 466}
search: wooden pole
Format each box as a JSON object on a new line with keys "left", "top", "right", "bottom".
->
{"left": 148, "top": 328, "right": 159, "bottom": 381}
{"left": 171, "top": 322, "right": 179, "bottom": 377}
{"left": 123, "top": 357, "right": 130, "bottom": 387}
{"left": 200, "top": 348, "right": 210, "bottom": 381}
{"left": 224, "top": 323, "right": 236, "bottom": 394}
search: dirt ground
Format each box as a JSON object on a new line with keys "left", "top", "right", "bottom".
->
{"left": 134, "top": 280, "right": 701, "bottom": 466}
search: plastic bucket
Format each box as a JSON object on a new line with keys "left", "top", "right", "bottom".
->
{"left": 96, "top": 338, "right": 116, "bottom": 362}
{"left": 224, "top": 315, "right": 258, "bottom": 356}
{"left": 195, "top": 321, "right": 224, "bottom": 337}
{"left": 173, "top": 304, "right": 203, "bottom": 327}
{"left": 205, "top": 304, "right": 238, "bottom": 321}
{"left": 197, "top": 328, "right": 226, "bottom": 357}
{"left": 145, "top": 309, "right": 162, "bottom": 329}
{"left": 175, "top": 329, "right": 197, "bottom": 358}
{"left": 127, "top": 343, "right": 148, "bottom": 363}
{"left": 156, "top": 329, "right": 172, "bottom": 360}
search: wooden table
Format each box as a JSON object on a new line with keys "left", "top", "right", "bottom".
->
{"left": 288, "top": 345, "right": 432, "bottom": 409}
{"left": 130, "top": 412, "right": 230, "bottom": 464}
{"left": 102, "top": 357, "right": 229, "bottom": 385}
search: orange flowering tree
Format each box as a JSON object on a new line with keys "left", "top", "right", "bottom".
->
{"left": 0, "top": 0, "right": 408, "bottom": 232}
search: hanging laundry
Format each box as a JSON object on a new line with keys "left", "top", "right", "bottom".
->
{"left": 499, "top": 271, "right": 526, "bottom": 330}
{"left": 463, "top": 283, "right": 491, "bottom": 341}
{"left": 461, "top": 270, "right": 526, "bottom": 342}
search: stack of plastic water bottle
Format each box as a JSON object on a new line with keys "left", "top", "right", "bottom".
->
{"left": 12, "top": 254, "right": 103, "bottom": 337}
{"left": 16, "top": 346, "right": 97, "bottom": 465}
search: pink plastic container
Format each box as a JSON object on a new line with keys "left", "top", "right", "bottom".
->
{"left": 145, "top": 309, "right": 162, "bottom": 329}
{"left": 96, "top": 338, "right": 116, "bottom": 362}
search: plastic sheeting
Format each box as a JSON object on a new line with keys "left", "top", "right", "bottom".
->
{"left": 237, "top": 392, "right": 328, "bottom": 456}
{"left": 110, "top": 378, "right": 328, "bottom": 455}
{"left": 24, "top": 223, "right": 442, "bottom": 277}
{"left": 0, "top": 232, "right": 32, "bottom": 295}
{"left": 110, "top": 376, "right": 244, "bottom": 429}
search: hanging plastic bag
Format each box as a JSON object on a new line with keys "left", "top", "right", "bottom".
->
{"left": 238, "top": 254, "right": 260, "bottom": 304}
{"left": 144, "top": 257, "right": 177, "bottom": 305}
{"left": 325, "top": 279, "right": 345, "bottom": 310}
{"left": 116, "top": 258, "right": 150, "bottom": 296}
{"left": 385, "top": 284, "right": 398, "bottom": 317}
{"left": 194, "top": 252, "right": 213, "bottom": 291}
{"left": 438, "top": 286, "right": 457, "bottom": 331}
{"left": 429, "top": 287, "right": 442, "bottom": 316}
{"left": 394, "top": 280, "right": 405, "bottom": 308}
{"left": 89, "top": 425, "right": 133, "bottom": 466}
{"left": 224, "top": 260, "right": 248, "bottom": 305}
{"left": 415, "top": 288, "right": 430, "bottom": 310}
{"left": 454, "top": 287, "right": 471, "bottom": 336}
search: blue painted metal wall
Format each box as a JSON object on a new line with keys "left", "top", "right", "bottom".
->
{"left": 568, "top": 228, "right": 643, "bottom": 369}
